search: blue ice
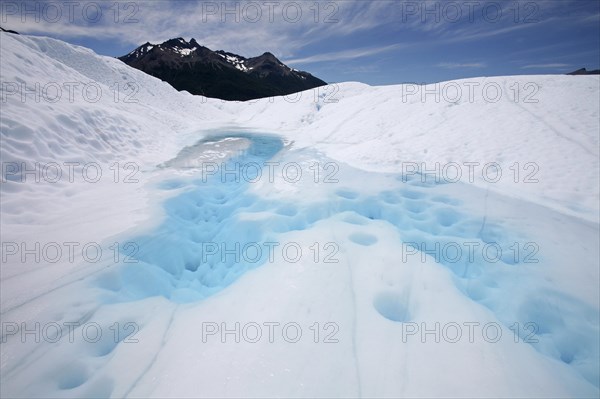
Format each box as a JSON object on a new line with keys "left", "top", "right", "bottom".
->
{"left": 92, "top": 133, "right": 597, "bottom": 387}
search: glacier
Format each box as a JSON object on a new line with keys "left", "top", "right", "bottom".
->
{"left": 1, "top": 32, "right": 599, "bottom": 398}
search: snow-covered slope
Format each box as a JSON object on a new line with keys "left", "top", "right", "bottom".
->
{"left": 2, "top": 33, "right": 598, "bottom": 223}
{"left": 228, "top": 77, "right": 600, "bottom": 223}
{"left": 1, "top": 32, "right": 599, "bottom": 398}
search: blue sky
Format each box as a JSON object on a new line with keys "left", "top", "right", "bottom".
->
{"left": 2, "top": 0, "right": 599, "bottom": 85}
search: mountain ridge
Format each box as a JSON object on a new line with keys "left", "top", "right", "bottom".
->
{"left": 567, "top": 68, "right": 600, "bottom": 76}
{"left": 118, "top": 37, "right": 327, "bottom": 101}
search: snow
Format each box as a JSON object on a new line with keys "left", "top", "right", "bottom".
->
{"left": 128, "top": 44, "right": 155, "bottom": 57}
{"left": 176, "top": 47, "right": 196, "bottom": 56}
{"left": 1, "top": 32, "right": 599, "bottom": 398}
{"left": 217, "top": 52, "right": 249, "bottom": 71}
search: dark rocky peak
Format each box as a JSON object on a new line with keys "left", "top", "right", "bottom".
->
{"left": 162, "top": 37, "right": 195, "bottom": 49}
{"left": 118, "top": 37, "right": 327, "bottom": 101}
{"left": 253, "top": 52, "right": 283, "bottom": 65}
{"left": 1, "top": 26, "right": 19, "bottom": 34}
{"left": 567, "top": 68, "right": 600, "bottom": 75}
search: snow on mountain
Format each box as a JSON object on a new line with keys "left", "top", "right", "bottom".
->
{"left": 1, "top": 32, "right": 599, "bottom": 398}
{"left": 216, "top": 51, "right": 249, "bottom": 71}
{"left": 141, "top": 38, "right": 199, "bottom": 58}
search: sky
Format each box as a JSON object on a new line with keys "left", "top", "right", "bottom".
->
{"left": 1, "top": 0, "right": 599, "bottom": 85}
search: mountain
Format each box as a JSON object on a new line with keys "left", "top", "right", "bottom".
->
{"left": 0, "top": 26, "right": 19, "bottom": 34}
{"left": 118, "top": 38, "right": 327, "bottom": 101}
{"left": 567, "top": 68, "right": 600, "bottom": 75}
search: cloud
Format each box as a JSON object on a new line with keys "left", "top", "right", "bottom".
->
{"left": 521, "top": 63, "right": 571, "bottom": 69}
{"left": 437, "top": 62, "right": 486, "bottom": 69}
{"left": 284, "top": 43, "right": 408, "bottom": 65}
{"left": 580, "top": 12, "right": 600, "bottom": 23}
{"left": 1, "top": 0, "right": 401, "bottom": 58}
{"left": 443, "top": 22, "right": 546, "bottom": 44}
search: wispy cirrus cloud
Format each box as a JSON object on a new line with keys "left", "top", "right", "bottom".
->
{"left": 437, "top": 62, "right": 486, "bottom": 69}
{"left": 521, "top": 63, "right": 571, "bottom": 69}
{"left": 1, "top": 0, "right": 400, "bottom": 57}
{"left": 284, "top": 43, "right": 408, "bottom": 65}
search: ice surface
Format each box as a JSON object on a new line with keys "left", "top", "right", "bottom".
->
{"left": 99, "top": 134, "right": 285, "bottom": 303}
{"left": 1, "top": 32, "right": 599, "bottom": 398}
